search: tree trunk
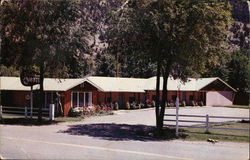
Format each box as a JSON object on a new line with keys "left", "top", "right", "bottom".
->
{"left": 155, "top": 59, "right": 161, "bottom": 132}
{"left": 158, "top": 71, "right": 169, "bottom": 130}
{"left": 38, "top": 63, "right": 44, "bottom": 122}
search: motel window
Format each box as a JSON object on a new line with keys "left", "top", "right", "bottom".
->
{"left": 72, "top": 92, "right": 78, "bottom": 107}
{"left": 85, "top": 92, "right": 92, "bottom": 106}
{"left": 72, "top": 92, "right": 92, "bottom": 107}
{"left": 79, "top": 93, "right": 84, "bottom": 106}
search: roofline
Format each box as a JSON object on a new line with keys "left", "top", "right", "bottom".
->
{"left": 145, "top": 89, "right": 197, "bottom": 91}
{"left": 97, "top": 91, "right": 145, "bottom": 93}
{"left": 198, "top": 77, "right": 237, "bottom": 92}
{"left": 85, "top": 78, "right": 105, "bottom": 92}
{"left": 63, "top": 79, "right": 85, "bottom": 91}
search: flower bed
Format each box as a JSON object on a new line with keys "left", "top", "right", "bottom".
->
{"left": 68, "top": 105, "right": 113, "bottom": 117}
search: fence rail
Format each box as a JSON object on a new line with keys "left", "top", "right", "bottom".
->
{"left": 165, "top": 114, "right": 250, "bottom": 119}
{"left": 0, "top": 105, "right": 54, "bottom": 120}
{"left": 164, "top": 113, "right": 250, "bottom": 134}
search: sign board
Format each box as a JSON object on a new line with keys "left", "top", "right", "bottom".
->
{"left": 20, "top": 70, "right": 40, "bottom": 86}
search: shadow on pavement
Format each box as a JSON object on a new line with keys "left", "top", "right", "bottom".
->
{"left": 59, "top": 123, "right": 172, "bottom": 141}
{"left": 0, "top": 118, "right": 59, "bottom": 126}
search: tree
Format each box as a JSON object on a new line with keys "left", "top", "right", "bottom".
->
{"left": 104, "top": 0, "right": 232, "bottom": 133}
{"left": 227, "top": 49, "right": 250, "bottom": 92}
{"left": 0, "top": 65, "right": 20, "bottom": 76}
{"left": 1, "top": 0, "right": 95, "bottom": 121}
{"left": 95, "top": 53, "right": 116, "bottom": 77}
{"left": 120, "top": 52, "right": 157, "bottom": 78}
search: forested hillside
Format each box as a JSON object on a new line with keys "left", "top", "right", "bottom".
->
{"left": 0, "top": 0, "right": 249, "bottom": 94}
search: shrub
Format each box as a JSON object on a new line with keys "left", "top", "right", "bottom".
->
{"left": 169, "top": 103, "right": 174, "bottom": 107}
{"left": 130, "top": 102, "right": 137, "bottom": 109}
{"left": 68, "top": 107, "right": 80, "bottom": 117}
{"left": 140, "top": 103, "right": 145, "bottom": 108}
{"left": 182, "top": 101, "right": 186, "bottom": 107}
{"left": 192, "top": 101, "right": 197, "bottom": 106}
{"left": 126, "top": 102, "right": 130, "bottom": 110}
{"left": 138, "top": 103, "right": 141, "bottom": 109}
{"left": 198, "top": 101, "right": 204, "bottom": 106}
{"left": 114, "top": 102, "right": 119, "bottom": 110}
{"left": 152, "top": 101, "right": 155, "bottom": 107}
{"left": 95, "top": 105, "right": 101, "bottom": 113}
{"left": 110, "top": 103, "right": 114, "bottom": 110}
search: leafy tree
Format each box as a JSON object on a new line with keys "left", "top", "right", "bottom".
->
{"left": 95, "top": 53, "right": 116, "bottom": 77}
{"left": 0, "top": 65, "right": 20, "bottom": 76}
{"left": 227, "top": 49, "right": 250, "bottom": 92}
{"left": 0, "top": 0, "right": 95, "bottom": 121}
{"left": 104, "top": 0, "right": 232, "bottom": 132}
{"left": 120, "top": 52, "right": 157, "bottom": 78}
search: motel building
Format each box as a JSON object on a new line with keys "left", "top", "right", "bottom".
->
{"left": 0, "top": 76, "right": 236, "bottom": 116}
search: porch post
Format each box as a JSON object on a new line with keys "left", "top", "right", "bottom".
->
{"left": 110, "top": 92, "right": 112, "bottom": 102}
{"left": 134, "top": 93, "right": 136, "bottom": 103}
{"left": 105, "top": 93, "right": 106, "bottom": 104}
{"left": 0, "top": 105, "right": 2, "bottom": 119}
{"left": 49, "top": 104, "right": 55, "bottom": 121}
{"left": 138, "top": 93, "right": 141, "bottom": 103}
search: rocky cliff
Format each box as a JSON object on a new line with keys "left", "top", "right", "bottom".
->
{"left": 229, "top": 1, "right": 250, "bottom": 50}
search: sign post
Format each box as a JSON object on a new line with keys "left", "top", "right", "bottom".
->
{"left": 20, "top": 70, "right": 40, "bottom": 119}
{"left": 30, "top": 85, "right": 33, "bottom": 118}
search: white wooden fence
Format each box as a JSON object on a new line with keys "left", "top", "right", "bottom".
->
{"left": 0, "top": 104, "right": 55, "bottom": 121}
{"left": 164, "top": 113, "right": 250, "bottom": 136}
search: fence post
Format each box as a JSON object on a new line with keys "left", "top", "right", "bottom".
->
{"left": 175, "top": 96, "right": 180, "bottom": 137}
{"left": 205, "top": 114, "right": 209, "bottom": 133}
{"left": 25, "top": 107, "right": 28, "bottom": 119}
{"left": 49, "top": 104, "right": 55, "bottom": 121}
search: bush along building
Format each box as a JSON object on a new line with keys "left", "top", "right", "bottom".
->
{"left": 0, "top": 76, "right": 236, "bottom": 116}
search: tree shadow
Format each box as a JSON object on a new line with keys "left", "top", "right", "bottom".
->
{"left": 0, "top": 118, "right": 59, "bottom": 126}
{"left": 59, "top": 123, "right": 181, "bottom": 141}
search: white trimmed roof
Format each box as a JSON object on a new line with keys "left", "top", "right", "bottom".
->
{"left": 0, "top": 77, "right": 84, "bottom": 91}
{"left": 86, "top": 76, "right": 147, "bottom": 92}
{"left": 144, "top": 77, "right": 219, "bottom": 91}
{"left": 0, "top": 76, "right": 235, "bottom": 92}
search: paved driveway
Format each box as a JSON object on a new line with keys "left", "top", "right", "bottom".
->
{"left": 0, "top": 107, "right": 249, "bottom": 160}
{"left": 83, "top": 106, "right": 249, "bottom": 126}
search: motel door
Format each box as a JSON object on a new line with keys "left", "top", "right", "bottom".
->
{"left": 118, "top": 93, "right": 124, "bottom": 109}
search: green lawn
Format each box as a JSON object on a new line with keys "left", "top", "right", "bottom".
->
{"left": 140, "top": 121, "right": 250, "bottom": 143}
{"left": 224, "top": 105, "right": 250, "bottom": 109}
{"left": 179, "top": 122, "right": 250, "bottom": 143}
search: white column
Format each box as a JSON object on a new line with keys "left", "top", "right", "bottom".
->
{"left": 0, "top": 105, "right": 2, "bottom": 119}
{"left": 25, "top": 107, "right": 28, "bottom": 119}
{"left": 49, "top": 104, "right": 55, "bottom": 121}
{"left": 89, "top": 92, "right": 92, "bottom": 106}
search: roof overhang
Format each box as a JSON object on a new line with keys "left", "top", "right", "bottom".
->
{"left": 198, "top": 78, "right": 236, "bottom": 92}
